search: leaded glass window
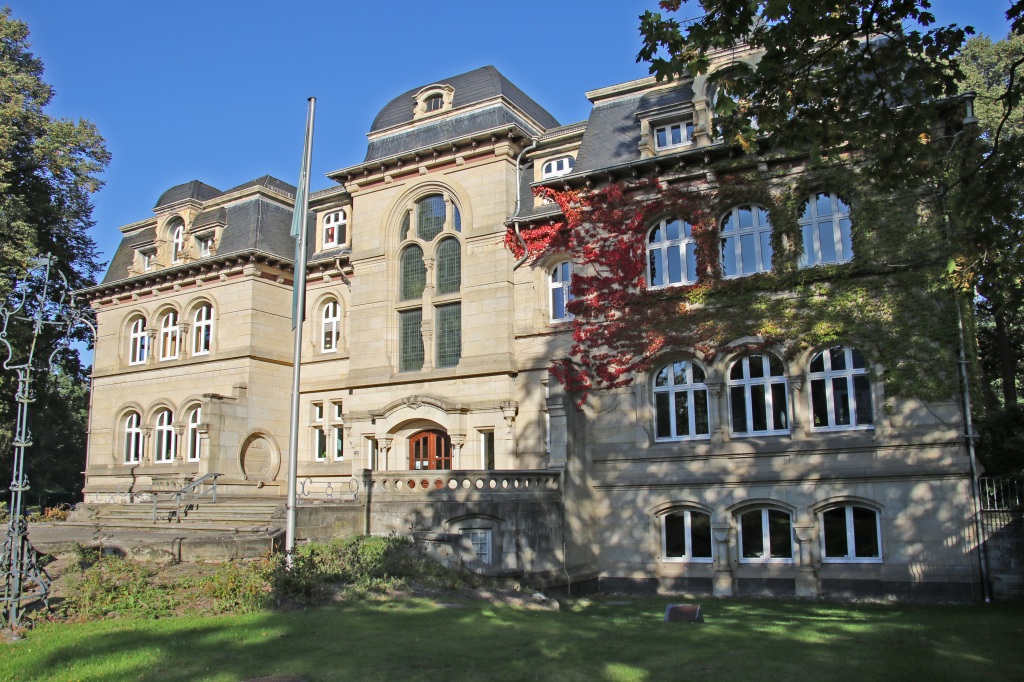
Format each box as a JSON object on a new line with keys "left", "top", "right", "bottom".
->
{"left": 436, "top": 238, "right": 461, "bottom": 295}
{"left": 416, "top": 194, "right": 445, "bottom": 241}
{"left": 400, "top": 309, "right": 424, "bottom": 372}
{"left": 454, "top": 204, "right": 461, "bottom": 232}
{"left": 400, "top": 245, "right": 426, "bottom": 301}
{"left": 436, "top": 303, "right": 461, "bottom": 368}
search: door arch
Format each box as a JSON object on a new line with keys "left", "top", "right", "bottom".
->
{"left": 409, "top": 429, "right": 452, "bottom": 470}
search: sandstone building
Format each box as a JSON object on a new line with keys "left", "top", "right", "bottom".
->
{"left": 78, "top": 59, "right": 983, "bottom": 599}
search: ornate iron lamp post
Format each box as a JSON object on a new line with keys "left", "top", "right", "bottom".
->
{"left": 0, "top": 255, "right": 94, "bottom": 634}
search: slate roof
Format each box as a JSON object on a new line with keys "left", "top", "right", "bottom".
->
{"left": 154, "top": 180, "right": 223, "bottom": 209}
{"left": 192, "top": 207, "right": 227, "bottom": 230}
{"left": 369, "top": 66, "right": 559, "bottom": 134}
{"left": 103, "top": 226, "right": 156, "bottom": 285}
{"left": 224, "top": 174, "right": 297, "bottom": 197}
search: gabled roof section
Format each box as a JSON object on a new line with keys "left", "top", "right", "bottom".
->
{"left": 154, "top": 180, "right": 223, "bottom": 209}
{"left": 369, "top": 66, "right": 559, "bottom": 133}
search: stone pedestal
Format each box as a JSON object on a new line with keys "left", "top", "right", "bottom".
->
{"left": 712, "top": 523, "right": 734, "bottom": 596}
{"left": 793, "top": 523, "right": 820, "bottom": 597}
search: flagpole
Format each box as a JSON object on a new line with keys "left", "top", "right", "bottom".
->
{"left": 285, "top": 97, "right": 315, "bottom": 565}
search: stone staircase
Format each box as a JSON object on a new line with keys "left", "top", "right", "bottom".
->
{"left": 79, "top": 498, "right": 284, "bottom": 532}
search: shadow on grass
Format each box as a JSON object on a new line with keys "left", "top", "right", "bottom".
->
{"left": 4, "top": 598, "right": 1024, "bottom": 682}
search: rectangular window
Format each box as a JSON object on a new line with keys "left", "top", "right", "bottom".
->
{"left": 436, "top": 303, "right": 461, "bottom": 368}
{"left": 314, "top": 403, "right": 323, "bottom": 422}
{"left": 810, "top": 379, "right": 829, "bottom": 427}
{"left": 400, "top": 309, "right": 424, "bottom": 372}
{"left": 482, "top": 430, "right": 495, "bottom": 470}
{"left": 730, "top": 386, "right": 747, "bottom": 433}
{"left": 367, "top": 437, "right": 379, "bottom": 470}
{"left": 315, "top": 427, "right": 326, "bottom": 460}
{"left": 461, "top": 529, "right": 491, "bottom": 565}
{"left": 334, "top": 402, "right": 343, "bottom": 420}
{"left": 663, "top": 510, "right": 713, "bottom": 562}
{"left": 143, "top": 252, "right": 154, "bottom": 271}
{"left": 853, "top": 375, "right": 873, "bottom": 425}
{"left": 334, "top": 427, "right": 344, "bottom": 461}
{"left": 199, "top": 237, "right": 212, "bottom": 257}
{"left": 654, "top": 121, "right": 691, "bottom": 150}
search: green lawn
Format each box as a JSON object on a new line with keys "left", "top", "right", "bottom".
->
{"left": 1, "top": 597, "right": 1022, "bottom": 681}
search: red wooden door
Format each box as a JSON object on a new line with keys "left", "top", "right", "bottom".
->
{"left": 409, "top": 430, "right": 452, "bottom": 470}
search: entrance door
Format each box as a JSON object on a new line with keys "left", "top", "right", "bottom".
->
{"left": 409, "top": 430, "right": 452, "bottom": 470}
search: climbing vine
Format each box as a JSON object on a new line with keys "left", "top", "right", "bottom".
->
{"left": 507, "top": 160, "right": 963, "bottom": 407}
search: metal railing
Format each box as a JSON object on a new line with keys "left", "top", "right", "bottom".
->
{"left": 980, "top": 477, "right": 1023, "bottom": 511}
{"left": 149, "top": 473, "right": 223, "bottom": 523}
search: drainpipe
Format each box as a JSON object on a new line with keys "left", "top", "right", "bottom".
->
{"left": 512, "top": 139, "right": 538, "bottom": 271}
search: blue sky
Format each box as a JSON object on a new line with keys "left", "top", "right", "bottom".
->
{"left": 15, "top": 0, "right": 1017, "bottom": 273}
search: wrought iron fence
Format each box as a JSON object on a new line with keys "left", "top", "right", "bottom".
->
{"left": 980, "top": 477, "right": 1023, "bottom": 511}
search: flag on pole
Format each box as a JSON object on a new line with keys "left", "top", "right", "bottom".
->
{"left": 290, "top": 99, "right": 315, "bottom": 329}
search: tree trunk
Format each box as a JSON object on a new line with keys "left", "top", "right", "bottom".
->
{"left": 997, "top": 310, "right": 1018, "bottom": 405}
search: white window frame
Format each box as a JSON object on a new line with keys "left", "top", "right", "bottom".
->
{"left": 548, "top": 261, "right": 574, "bottom": 323}
{"left": 653, "top": 121, "right": 694, "bottom": 151}
{"left": 129, "top": 317, "right": 148, "bottom": 366}
{"left": 333, "top": 425, "right": 345, "bottom": 462}
{"left": 155, "top": 409, "right": 175, "bottom": 463}
{"left": 159, "top": 311, "right": 178, "bottom": 361}
{"left": 820, "top": 505, "right": 883, "bottom": 564}
{"left": 807, "top": 346, "right": 874, "bottom": 432}
{"left": 142, "top": 251, "right": 154, "bottom": 271}
{"left": 541, "top": 156, "right": 575, "bottom": 180}
{"left": 314, "top": 426, "right": 327, "bottom": 461}
{"left": 187, "top": 407, "right": 201, "bottom": 462}
{"left": 197, "top": 234, "right": 212, "bottom": 257}
{"left": 313, "top": 402, "right": 324, "bottom": 422}
{"left": 727, "top": 354, "right": 790, "bottom": 437}
{"left": 661, "top": 509, "right": 714, "bottom": 563}
{"left": 193, "top": 305, "right": 212, "bottom": 356}
{"left": 652, "top": 360, "right": 711, "bottom": 442}
{"left": 172, "top": 225, "right": 184, "bottom": 264}
{"left": 720, "top": 205, "right": 773, "bottom": 278}
{"left": 322, "top": 300, "right": 341, "bottom": 353}
{"left": 647, "top": 217, "right": 697, "bottom": 288}
{"left": 738, "top": 507, "right": 794, "bottom": 564}
{"left": 480, "top": 430, "right": 495, "bottom": 470}
{"left": 323, "top": 210, "right": 346, "bottom": 249}
{"left": 333, "top": 402, "right": 343, "bottom": 420}
{"left": 124, "top": 412, "right": 142, "bottom": 464}
{"left": 799, "top": 192, "right": 853, "bottom": 267}
{"left": 461, "top": 528, "right": 492, "bottom": 565}
{"left": 424, "top": 93, "right": 444, "bottom": 113}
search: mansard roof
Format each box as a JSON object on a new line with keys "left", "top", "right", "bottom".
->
{"left": 154, "top": 180, "right": 224, "bottom": 209}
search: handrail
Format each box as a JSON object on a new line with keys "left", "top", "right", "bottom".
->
{"left": 151, "top": 473, "right": 222, "bottom": 523}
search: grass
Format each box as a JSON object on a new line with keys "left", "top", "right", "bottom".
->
{"left": 1, "top": 597, "right": 1023, "bottom": 681}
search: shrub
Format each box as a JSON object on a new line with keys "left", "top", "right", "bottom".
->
{"left": 61, "top": 556, "right": 176, "bottom": 620}
{"left": 196, "top": 559, "right": 273, "bottom": 613}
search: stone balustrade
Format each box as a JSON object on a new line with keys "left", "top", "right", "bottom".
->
{"left": 369, "top": 469, "right": 560, "bottom": 496}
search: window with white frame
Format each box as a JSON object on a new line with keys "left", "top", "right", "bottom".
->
{"left": 159, "top": 311, "right": 178, "bottom": 361}
{"left": 193, "top": 305, "right": 212, "bottom": 355}
{"left": 728, "top": 354, "right": 789, "bottom": 436}
{"left": 142, "top": 251, "right": 154, "bottom": 271}
{"left": 334, "top": 425, "right": 345, "bottom": 461}
{"left": 172, "top": 225, "right": 185, "bottom": 263}
{"left": 821, "top": 505, "right": 882, "bottom": 562}
{"left": 799, "top": 193, "right": 852, "bottom": 266}
{"left": 481, "top": 430, "right": 495, "bottom": 470}
{"left": 808, "top": 346, "right": 873, "bottom": 431}
{"left": 424, "top": 93, "right": 444, "bottom": 112}
{"left": 654, "top": 121, "right": 694, "bottom": 151}
{"left": 197, "top": 234, "right": 213, "bottom": 257}
{"left": 739, "top": 507, "right": 793, "bottom": 562}
{"left": 323, "top": 210, "right": 346, "bottom": 249}
{"left": 721, "top": 205, "right": 772, "bottom": 277}
{"left": 314, "top": 402, "right": 324, "bottom": 422}
{"left": 129, "top": 317, "right": 148, "bottom": 365}
{"left": 315, "top": 426, "right": 327, "bottom": 461}
{"left": 322, "top": 300, "right": 341, "bottom": 353}
{"left": 187, "top": 407, "right": 201, "bottom": 461}
{"left": 541, "top": 156, "right": 575, "bottom": 179}
{"left": 653, "top": 360, "right": 710, "bottom": 440}
{"left": 549, "top": 261, "right": 573, "bottom": 322}
{"left": 155, "top": 409, "right": 175, "bottom": 463}
{"left": 461, "top": 529, "right": 491, "bottom": 564}
{"left": 662, "top": 509, "right": 713, "bottom": 562}
{"left": 647, "top": 217, "right": 697, "bottom": 288}
{"left": 124, "top": 412, "right": 142, "bottom": 464}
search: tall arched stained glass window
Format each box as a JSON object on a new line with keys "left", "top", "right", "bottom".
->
{"left": 436, "top": 238, "right": 461, "bottom": 295}
{"left": 416, "top": 194, "right": 445, "bottom": 241}
{"left": 453, "top": 204, "right": 462, "bottom": 232}
{"left": 400, "top": 245, "right": 426, "bottom": 301}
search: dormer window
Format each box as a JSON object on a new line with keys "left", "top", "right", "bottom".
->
{"left": 542, "top": 156, "right": 575, "bottom": 180}
{"left": 140, "top": 251, "right": 154, "bottom": 272}
{"left": 413, "top": 85, "right": 454, "bottom": 120}
{"left": 172, "top": 225, "right": 185, "bottom": 263}
{"left": 425, "top": 94, "right": 444, "bottom": 112}
{"left": 323, "top": 210, "right": 347, "bottom": 249}
{"left": 197, "top": 235, "right": 213, "bottom": 258}
{"left": 654, "top": 121, "right": 694, "bottom": 151}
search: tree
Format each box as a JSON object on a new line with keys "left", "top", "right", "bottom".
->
{"left": 0, "top": 8, "right": 109, "bottom": 502}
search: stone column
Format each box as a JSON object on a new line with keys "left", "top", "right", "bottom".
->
{"left": 711, "top": 523, "right": 734, "bottom": 596}
{"left": 145, "top": 329, "right": 158, "bottom": 365}
{"left": 450, "top": 435, "right": 465, "bottom": 469}
{"left": 706, "top": 380, "right": 728, "bottom": 444}
{"left": 421, "top": 256, "right": 435, "bottom": 372}
{"left": 380, "top": 437, "right": 394, "bottom": 472}
{"left": 141, "top": 427, "right": 154, "bottom": 464}
{"left": 173, "top": 425, "right": 185, "bottom": 462}
{"left": 793, "top": 522, "right": 819, "bottom": 597}
{"left": 788, "top": 375, "right": 808, "bottom": 440}
{"left": 177, "top": 322, "right": 190, "bottom": 359}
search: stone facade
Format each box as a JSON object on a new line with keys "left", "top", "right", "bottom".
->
{"left": 78, "top": 62, "right": 983, "bottom": 599}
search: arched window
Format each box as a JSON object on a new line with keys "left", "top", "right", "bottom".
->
{"left": 160, "top": 311, "right": 178, "bottom": 361}
{"left": 425, "top": 93, "right": 444, "bottom": 112}
{"left": 409, "top": 430, "right": 452, "bottom": 470}
{"left": 187, "top": 407, "right": 201, "bottom": 461}
{"left": 728, "top": 354, "right": 789, "bottom": 435}
{"left": 721, "top": 205, "right": 772, "bottom": 277}
{"left": 647, "top": 217, "right": 697, "bottom": 288}
{"left": 416, "top": 194, "right": 445, "bottom": 241}
{"left": 549, "top": 261, "right": 573, "bottom": 322}
{"left": 653, "top": 360, "right": 710, "bottom": 440}
{"left": 453, "top": 204, "right": 462, "bottom": 232}
{"left": 808, "top": 346, "right": 873, "bottom": 430}
{"left": 323, "top": 210, "right": 346, "bottom": 248}
{"left": 820, "top": 505, "right": 882, "bottom": 562}
{"left": 322, "top": 300, "right": 341, "bottom": 352}
{"left": 542, "top": 156, "right": 575, "bottom": 180}
{"left": 400, "top": 245, "right": 426, "bottom": 301}
{"left": 436, "top": 238, "right": 461, "bottom": 295}
{"left": 799, "top": 193, "right": 852, "bottom": 266}
{"left": 129, "top": 317, "right": 148, "bottom": 365}
{"left": 172, "top": 224, "right": 185, "bottom": 263}
{"left": 193, "top": 305, "right": 212, "bottom": 356}
{"left": 155, "top": 409, "right": 175, "bottom": 463}
{"left": 124, "top": 412, "right": 142, "bottom": 464}
{"left": 662, "top": 509, "right": 713, "bottom": 562}
{"left": 738, "top": 507, "right": 793, "bottom": 562}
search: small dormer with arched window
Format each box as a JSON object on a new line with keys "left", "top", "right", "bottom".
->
{"left": 413, "top": 84, "right": 455, "bottom": 121}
